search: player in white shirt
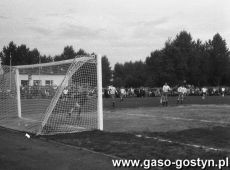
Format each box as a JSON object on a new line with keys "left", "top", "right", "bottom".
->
{"left": 62, "top": 88, "right": 68, "bottom": 101}
{"left": 108, "top": 85, "right": 117, "bottom": 107}
{"left": 221, "top": 87, "right": 225, "bottom": 97}
{"left": 177, "top": 85, "right": 187, "bottom": 104}
{"left": 201, "top": 87, "right": 208, "bottom": 99}
{"left": 161, "top": 83, "right": 171, "bottom": 106}
{"left": 120, "top": 87, "right": 126, "bottom": 102}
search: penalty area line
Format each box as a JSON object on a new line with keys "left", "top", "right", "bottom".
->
{"left": 20, "top": 117, "right": 41, "bottom": 122}
{"left": 128, "top": 113, "right": 230, "bottom": 125}
{"left": 135, "top": 134, "right": 230, "bottom": 153}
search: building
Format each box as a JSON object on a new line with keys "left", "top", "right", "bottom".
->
{"left": 19, "top": 74, "right": 65, "bottom": 87}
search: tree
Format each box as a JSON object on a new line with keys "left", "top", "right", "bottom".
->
{"left": 1, "top": 41, "right": 17, "bottom": 65}
{"left": 28, "top": 48, "right": 40, "bottom": 64}
{"left": 172, "top": 31, "right": 193, "bottom": 83}
{"left": 161, "top": 42, "right": 177, "bottom": 85}
{"left": 113, "top": 63, "right": 125, "bottom": 87}
{"left": 146, "top": 48, "right": 175, "bottom": 86}
{"left": 113, "top": 63, "right": 124, "bottom": 87}
{"left": 54, "top": 45, "right": 76, "bottom": 61}
{"left": 62, "top": 45, "right": 76, "bottom": 59}
{"left": 113, "top": 61, "right": 147, "bottom": 87}
{"left": 145, "top": 30, "right": 208, "bottom": 86}
{"left": 40, "top": 55, "right": 53, "bottom": 63}
{"left": 192, "top": 40, "right": 210, "bottom": 86}
{"left": 0, "top": 52, "right": 3, "bottom": 63}
{"left": 101, "top": 55, "right": 112, "bottom": 87}
{"left": 113, "top": 77, "right": 123, "bottom": 87}
{"left": 76, "top": 49, "right": 88, "bottom": 56}
{"left": 208, "top": 33, "right": 229, "bottom": 86}
{"left": 1, "top": 42, "right": 53, "bottom": 65}
{"left": 54, "top": 46, "right": 89, "bottom": 61}
{"left": 131, "top": 61, "right": 147, "bottom": 87}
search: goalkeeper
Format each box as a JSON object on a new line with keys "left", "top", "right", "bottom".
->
{"left": 68, "top": 84, "right": 88, "bottom": 116}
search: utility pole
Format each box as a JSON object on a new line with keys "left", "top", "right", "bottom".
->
{"left": 10, "top": 53, "right": 12, "bottom": 91}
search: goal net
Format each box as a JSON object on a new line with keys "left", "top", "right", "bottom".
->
{"left": 0, "top": 55, "right": 103, "bottom": 135}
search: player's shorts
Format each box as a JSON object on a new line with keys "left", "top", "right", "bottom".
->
{"left": 202, "top": 92, "right": 206, "bottom": 96}
{"left": 111, "top": 94, "right": 115, "bottom": 100}
{"left": 178, "top": 92, "right": 184, "bottom": 100}
{"left": 120, "top": 93, "right": 125, "bottom": 98}
{"left": 161, "top": 92, "right": 168, "bottom": 102}
{"left": 162, "top": 92, "right": 169, "bottom": 96}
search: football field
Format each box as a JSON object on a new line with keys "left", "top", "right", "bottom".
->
{"left": 48, "top": 96, "right": 230, "bottom": 170}
{"left": 103, "top": 96, "right": 230, "bottom": 133}
{"left": 104, "top": 104, "right": 230, "bottom": 133}
{"left": 2, "top": 95, "right": 230, "bottom": 133}
{"left": 1, "top": 95, "right": 230, "bottom": 170}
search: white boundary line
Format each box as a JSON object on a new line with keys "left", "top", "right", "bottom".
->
{"left": 20, "top": 117, "right": 41, "bottom": 122}
{"left": 135, "top": 134, "right": 229, "bottom": 153}
{"left": 128, "top": 113, "right": 230, "bottom": 125}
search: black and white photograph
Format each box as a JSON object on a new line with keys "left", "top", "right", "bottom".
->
{"left": 0, "top": 0, "right": 230, "bottom": 169}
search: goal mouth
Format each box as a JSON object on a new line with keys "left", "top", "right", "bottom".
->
{"left": 0, "top": 55, "right": 103, "bottom": 135}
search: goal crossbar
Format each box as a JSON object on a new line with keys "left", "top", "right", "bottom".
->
{"left": 13, "top": 56, "right": 96, "bottom": 69}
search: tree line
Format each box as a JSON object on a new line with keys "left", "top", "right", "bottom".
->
{"left": 0, "top": 30, "right": 229, "bottom": 87}
{"left": 113, "top": 31, "right": 230, "bottom": 87}
{"left": 0, "top": 42, "right": 53, "bottom": 65}
{"left": 0, "top": 41, "right": 112, "bottom": 87}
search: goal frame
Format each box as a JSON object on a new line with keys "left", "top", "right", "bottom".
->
{"left": 12, "top": 55, "right": 103, "bottom": 133}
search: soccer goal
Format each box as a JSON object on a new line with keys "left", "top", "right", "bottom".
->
{"left": 0, "top": 55, "right": 103, "bottom": 135}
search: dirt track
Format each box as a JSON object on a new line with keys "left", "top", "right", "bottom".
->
{"left": 0, "top": 127, "right": 127, "bottom": 170}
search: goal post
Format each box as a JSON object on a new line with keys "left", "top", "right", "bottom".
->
{"left": 97, "top": 55, "right": 103, "bottom": 131}
{"left": 15, "top": 68, "right": 22, "bottom": 118}
{"left": 0, "top": 55, "right": 103, "bottom": 135}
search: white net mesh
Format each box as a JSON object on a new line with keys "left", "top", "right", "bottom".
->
{"left": 0, "top": 65, "right": 18, "bottom": 120}
{"left": 0, "top": 55, "right": 101, "bottom": 135}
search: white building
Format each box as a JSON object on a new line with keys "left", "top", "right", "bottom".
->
{"left": 19, "top": 74, "right": 65, "bottom": 87}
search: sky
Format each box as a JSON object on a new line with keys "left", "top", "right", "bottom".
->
{"left": 0, "top": 0, "right": 230, "bottom": 67}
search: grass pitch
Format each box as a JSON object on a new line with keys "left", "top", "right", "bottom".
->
{"left": 1, "top": 95, "right": 230, "bottom": 169}
{"left": 42, "top": 96, "right": 230, "bottom": 169}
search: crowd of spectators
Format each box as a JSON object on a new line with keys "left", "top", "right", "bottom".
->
{"left": 20, "top": 84, "right": 57, "bottom": 99}
{"left": 2, "top": 84, "right": 229, "bottom": 100}
{"left": 103, "top": 85, "right": 230, "bottom": 98}
{"left": 19, "top": 83, "right": 97, "bottom": 99}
